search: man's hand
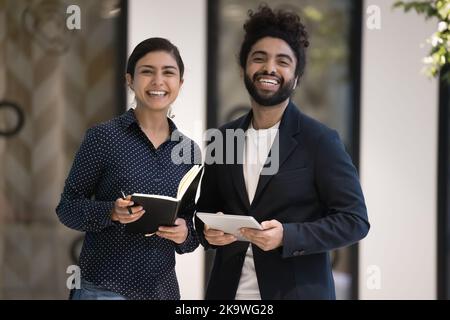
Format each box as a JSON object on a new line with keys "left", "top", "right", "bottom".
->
{"left": 155, "top": 218, "right": 189, "bottom": 244}
{"left": 204, "top": 224, "right": 237, "bottom": 246}
{"left": 240, "top": 219, "right": 284, "bottom": 251}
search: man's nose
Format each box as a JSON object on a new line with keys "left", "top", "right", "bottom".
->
{"left": 263, "top": 60, "right": 277, "bottom": 74}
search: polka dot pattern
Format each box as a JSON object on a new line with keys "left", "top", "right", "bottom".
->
{"left": 56, "top": 109, "right": 200, "bottom": 299}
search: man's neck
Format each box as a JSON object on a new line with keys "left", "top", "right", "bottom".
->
{"left": 250, "top": 99, "right": 289, "bottom": 129}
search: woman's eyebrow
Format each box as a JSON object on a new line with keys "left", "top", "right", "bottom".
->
{"left": 138, "top": 65, "right": 177, "bottom": 70}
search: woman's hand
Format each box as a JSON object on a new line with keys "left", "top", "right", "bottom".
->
{"left": 155, "top": 218, "right": 188, "bottom": 244}
{"left": 111, "top": 195, "right": 145, "bottom": 224}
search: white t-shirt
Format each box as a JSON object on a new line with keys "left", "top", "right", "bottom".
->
{"left": 235, "top": 120, "right": 280, "bottom": 300}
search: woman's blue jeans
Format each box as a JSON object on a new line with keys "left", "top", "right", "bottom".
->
{"left": 71, "top": 279, "right": 127, "bottom": 300}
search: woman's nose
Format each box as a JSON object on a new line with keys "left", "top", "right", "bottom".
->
{"left": 151, "top": 73, "right": 164, "bottom": 86}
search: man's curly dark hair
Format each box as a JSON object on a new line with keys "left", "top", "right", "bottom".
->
{"left": 239, "top": 4, "right": 310, "bottom": 78}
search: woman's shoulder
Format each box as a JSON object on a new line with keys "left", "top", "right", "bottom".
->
{"left": 78, "top": 114, "right": 129, "bottom": 149}
{"left": 87, "top": 111, "right": 131, "bottom": 135}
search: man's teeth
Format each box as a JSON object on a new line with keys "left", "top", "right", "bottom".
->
{"left": 258, "top": 79, "right": 279, "bottom": 85}
{"left": 148, "top": 91, "right": 167, "bottom": 96}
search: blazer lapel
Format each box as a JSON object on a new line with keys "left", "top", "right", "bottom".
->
{"left": 229, "top": 111, "right": 252, "bottom": 211}
{"left": 251, "top": 102, "right": 301, "bottom": 208}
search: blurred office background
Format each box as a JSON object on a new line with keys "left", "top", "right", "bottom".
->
{"left": 0, "top": 0, "right": 447, "bottom": 299}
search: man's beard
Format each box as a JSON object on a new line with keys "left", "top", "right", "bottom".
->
{"left": 244, "top": 71, "right": 296, "bottom": 107}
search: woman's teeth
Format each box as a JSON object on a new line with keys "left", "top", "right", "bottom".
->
{"left": 147, "top": 91, "right": 167, "bottom": 96}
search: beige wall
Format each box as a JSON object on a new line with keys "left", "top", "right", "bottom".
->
{"left": 128, "top": 0, "right": 206, "bottom": 300}
{"left": 359, "top": 0, "right": 438, "bottom": 299}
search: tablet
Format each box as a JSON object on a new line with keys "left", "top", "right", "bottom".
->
{"left": 196, "top": 212, "right": 263, "bottom": 241}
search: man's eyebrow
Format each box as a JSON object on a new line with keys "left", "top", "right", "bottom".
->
{"left": 276, "top": 54, "right": 294, "bottom": 62}
{"left": 250, "top": 51, "right": 267, "bottom": 57}
{"left": 250, "top": 51, "right": 294, "bottom": 62}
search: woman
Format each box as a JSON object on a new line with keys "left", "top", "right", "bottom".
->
{"left": 56, "top": 38, "right": 200, "bottom": 300}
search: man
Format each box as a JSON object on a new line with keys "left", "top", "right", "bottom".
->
{"left": 196, "top": 5, "right": 369, "bottom": 300}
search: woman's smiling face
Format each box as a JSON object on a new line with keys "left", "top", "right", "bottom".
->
{"left": 128, "top": 50, "right": 183, "bottom": 112}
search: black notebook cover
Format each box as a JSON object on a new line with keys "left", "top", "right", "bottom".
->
{"left": 124, "top": 196, "right": 179, "bottom": 234}
{"left": 124, "top": 166, "right": 203, "bottom": 234}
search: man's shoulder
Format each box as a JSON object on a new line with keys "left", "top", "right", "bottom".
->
{"left": 299, "top": 111, "right": 337, "bottom": 141}
{"left": 217, "top": 115, "right": 247, "bottom": 132}
{"left": 213, "top": 106, "right": 338, "bottom": 140}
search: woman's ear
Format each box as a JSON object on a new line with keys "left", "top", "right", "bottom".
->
{"left": 125, "top": 74, "right": 134, "bottom": 90}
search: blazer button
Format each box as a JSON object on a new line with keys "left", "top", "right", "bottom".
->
{"left": 293, "top": 250, "right": 305, "bottom": 256}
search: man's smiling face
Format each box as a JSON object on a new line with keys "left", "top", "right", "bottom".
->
{"left": 244, "top": 37, "right": 298, "bottom": 107}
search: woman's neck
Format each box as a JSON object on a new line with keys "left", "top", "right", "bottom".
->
{"left": 134, "top": 106, "right": 169, "bottom": 134}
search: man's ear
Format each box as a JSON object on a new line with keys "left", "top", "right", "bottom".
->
{"left": 293, "top": 77, "right": 299, "bottom": 88}
{"left": 126, "top": 73, "right": 134, "bottom": 90}
{"left": 239, "top": 68, "right": 244, "bottom": 79}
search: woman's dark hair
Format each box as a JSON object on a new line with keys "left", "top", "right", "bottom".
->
{"left": 239, "top": 4, "right": 309, "bottom": 78}
{"left": 126, "top": 37, "right": 184, "bottom": 79}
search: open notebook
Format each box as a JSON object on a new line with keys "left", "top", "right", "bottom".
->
{"left": 196, "top": 212, "right": 263, "bottom": 241}
{"left": 124, "top": 165, "right": 203, "bottom": 234}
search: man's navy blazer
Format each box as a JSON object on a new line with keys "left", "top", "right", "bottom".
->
{"left": 195, "top": 102, "right": 370, "bottom": 300}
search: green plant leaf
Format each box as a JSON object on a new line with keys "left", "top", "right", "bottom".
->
{"left": 394, "top": 0, "right": 450, "bottom": 83}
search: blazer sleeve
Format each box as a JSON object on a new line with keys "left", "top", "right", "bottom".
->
{"left": 176, "top": 199, "right": 200, "bottom": 254}
{"left": 282, "top": 130, "right": 370, "bottom": 258}
{"left": 194, "top": 161, "right": 223, "bottom": 250}
{"left": 175, "top": 142, "right": 201, "bottom": 254}
{"left": 55, "top": 127, "right": 116, "bottom": 232}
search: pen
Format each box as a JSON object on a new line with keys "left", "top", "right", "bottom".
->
{"left": 120, "top": 190, "right": 133, "bottom": 215}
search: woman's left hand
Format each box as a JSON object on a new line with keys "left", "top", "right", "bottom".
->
{"left": 155, "top": 218, "right": 188, "bottom": 244}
